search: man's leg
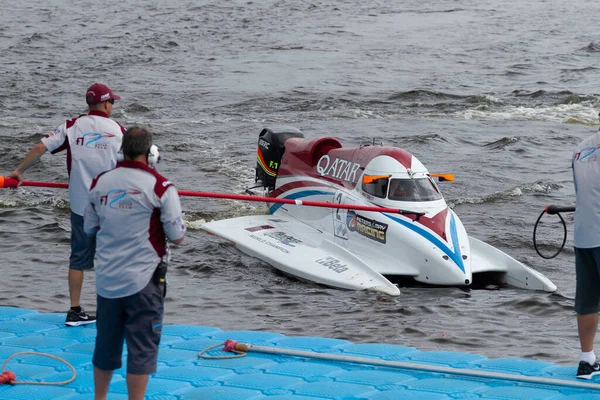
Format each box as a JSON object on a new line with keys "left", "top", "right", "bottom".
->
{"left": 93, "top": 294, "right": 125, "bottom": 398}
{"left": 578, "top": 313, "right": 599, "bottom": 353}
{"left": 68, "top": 268, "right": 84, "bottom": 308}
{"left": 126, "top": 373, "right": 149, "bottom": 400}
{"left": 574, "top": 247, "right": 600, "bottom": 379}
{"left": 124, "top": 279, "right": 164, "bottom": 399}
{"left": 93, "top": 367, "right": 114, "bottom": 400}
{"left": 66, "top": 211, "right": 96, "bottom": 325}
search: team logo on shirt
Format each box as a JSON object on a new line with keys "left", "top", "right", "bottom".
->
{"left": 47, "top": 128, "right": 61, "bottom": 138}
{"left": 76, "top": 132, "right": 117, "bottom": 149}
{"left": 100, "top": 189, "right": 142, "bottom": 210}
{"left": 574, "top": 145, "right": 600, "bottom": 164}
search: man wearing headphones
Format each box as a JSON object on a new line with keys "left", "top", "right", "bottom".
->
{"left": 84, "top": 127, "right": 186, "bottom": 399}
{"left": 9, "top": 83, "right": 125, "bottom": 326}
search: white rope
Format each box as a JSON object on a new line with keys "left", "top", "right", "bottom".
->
{"left": 2, "top": 351, "right": 76, "bottom": 385}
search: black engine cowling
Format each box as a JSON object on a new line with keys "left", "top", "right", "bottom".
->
{"left": 255, "top": 126, "right": 304, "bottom": 190}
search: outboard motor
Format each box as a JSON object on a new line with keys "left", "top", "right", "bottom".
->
{"left": 255, "top": 126, "right": 304, "bottom": 190}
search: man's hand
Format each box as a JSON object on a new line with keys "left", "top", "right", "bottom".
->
{"left": 9, "top": 170, "right": 23, "bottom": 187}
{"left": 10, "top": 141, "right": 48, "bottom": 187}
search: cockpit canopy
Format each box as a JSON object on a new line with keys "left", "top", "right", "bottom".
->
{"left": 361, "top": 176, "right": 443, "bottom": 202}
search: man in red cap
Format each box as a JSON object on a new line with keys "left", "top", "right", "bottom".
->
{"left": 9, "top": 83, "right": 126, "bottom": 326}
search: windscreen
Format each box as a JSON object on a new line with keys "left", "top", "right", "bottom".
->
{"left": 388, "top": 178, "right": 442, "bottom": 202}
{"left": 361, "top": 176, "right": 389, "bottom": 198}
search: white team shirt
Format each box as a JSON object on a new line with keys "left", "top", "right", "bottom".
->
{"left": 41, "top": 110, "right": 125, "bottom": 215}
{"left": 573, "top": 131, "right": 600, "bottom": 248}
{"left": 84, "top": 161, "right": 186, "bottom": 298}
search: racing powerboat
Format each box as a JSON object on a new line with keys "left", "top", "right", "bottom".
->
{"left": 201, "top": 127, "right": 557, "bottom": 296}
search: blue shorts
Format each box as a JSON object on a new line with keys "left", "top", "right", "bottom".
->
{"left": 575, "top": 247, "right": 600, "bottom": 315}
{"left": 92, "top": 279, "right": 165, "bottom": 375}
{"left": 69, "top": 211, "right": 95, "bottom": 271}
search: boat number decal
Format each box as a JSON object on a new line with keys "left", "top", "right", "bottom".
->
{"left": 347, "top": 212, "right": 388, "bottom": 244}
{"left": 263, "top": 231, "right": 302, "bottom": 247}
{"left": 316, "top": 155, "right": 361, "bottom": 183}
{"left": 245, "top": 225, "right": 275, "bottom": 232}
{"left": 333, "top": 192, "right": 349, "bottom": 240}
{"left": 316, "top": 256, "right": 349, "bottom": 273}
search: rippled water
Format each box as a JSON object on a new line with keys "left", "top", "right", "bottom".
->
{"left": 2, "top": 0, "right": 600, "bottom": 365}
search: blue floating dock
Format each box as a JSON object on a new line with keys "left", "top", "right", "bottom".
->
{"left": 0, "top": 306, "right": 598, "bottom": 399}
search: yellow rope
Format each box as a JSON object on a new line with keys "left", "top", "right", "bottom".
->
{"left": 2, "top": 351, "right": 76, "bottom": 385}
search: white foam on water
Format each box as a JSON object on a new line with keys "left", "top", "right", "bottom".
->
{"left": 0, "top": 117, "right": 23, "bottom": 128}
{"left": 459, "top": 103, "right": 599, "bottom": 125}
{"left": 0, "top": 198, "right": 20, "bottom": 207}
{"left": 185, "top": 217, "right": 206, "bottom": 231}
{"left": 448, "top": 181, "right": 559, "bottom": 207}
{"left": 346, "top": 108, "right": 384, "bottom": 119}
{"left": 481, "top": 94, "right": 503, "bottom": 103}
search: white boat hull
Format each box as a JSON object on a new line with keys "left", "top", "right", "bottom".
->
{"left": 202, "top": 127, "right": 557, "bottom": 295}
{"left": 201, "top": 215, "right": 401, "bottom": 296}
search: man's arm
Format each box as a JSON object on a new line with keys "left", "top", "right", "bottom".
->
{"left": 10, "top": 142, "right": 48, "bottom": 185}
{"left": 160, "top": 186, "right": 186, "bottom": 245}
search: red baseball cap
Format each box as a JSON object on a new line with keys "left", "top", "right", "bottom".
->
{"left": 85, "top": 83, "right": 121, "bottom": 105}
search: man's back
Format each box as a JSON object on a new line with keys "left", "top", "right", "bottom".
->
{"left": 42, "top": 111, "right": 124, "bottom": 215}
{"left": 86, "top": 160, "right": 184, "bottom": 299}
{"left": 573, "top": 131, "right": 600, "bottom": 248}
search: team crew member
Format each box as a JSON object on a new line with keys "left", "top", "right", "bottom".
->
{"left": 9, "top": 83, "right": 125, "bottom": 326}
{"left": 84, "top": 127, "right": 185, "bottom": 400}
{"left": 572, "top": 130, "right": 600, "bottom": 379}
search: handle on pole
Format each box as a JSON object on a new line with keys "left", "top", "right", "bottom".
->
{"left": 0, "top": 177, "right": 425, "bottom": 218}
{"left": 0, "top": 177, "right": 69, "bottom": 189}
{"left": 533, "top": 204, "right": 574, "bottom": 259}
{"left": 545, "top": 205, "right": 575, "bottom": 215}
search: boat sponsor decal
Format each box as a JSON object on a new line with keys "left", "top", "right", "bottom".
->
{"left": 384, "top": 211, "right": 465, "bottom": 273}
{"left": 315, "top": 256, "right": 349, "bottom": 273}
{"left": 316, "top": 155, "right": 361, "bottom": 183}
{"left": 257, "top": 148, "right": 277, "bottom": 177}
{"left": 258, "top": 138, "right": 270, "bottom": 149}
{"left": 249, "top": 234, "right": 290, "bottom": 254}
{"left": 347, "top": 211, "right": 387, "bottom": 244}
{"left": 263, "top": 231, "right": 302, "bottom": 247}
{"left": 245, "top": 225, "right": 275, "bottom": 232}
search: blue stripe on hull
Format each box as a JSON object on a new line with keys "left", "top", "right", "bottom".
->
{"left": 269, "top": 190, "right": 332, "bottom": 214}
{"left": 274, "top": 189, "right": 465, "bottom": 274}
{"left": 384, "top": 212, "right": 465, "bottom": 273}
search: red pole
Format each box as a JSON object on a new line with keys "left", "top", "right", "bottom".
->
{"left": 0, "top": 176, "right": 69, "bottom": 189}
{"left": 0, "top": 177, "right": 423, "bottom": 217}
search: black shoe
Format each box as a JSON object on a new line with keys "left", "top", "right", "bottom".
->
{"left": 576, "top": 360, "right": 600, "bottom": 380}
{"left": 65, "top": 308, "right": 96, "bottom": 327}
